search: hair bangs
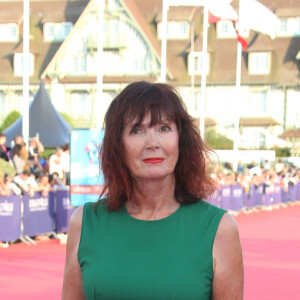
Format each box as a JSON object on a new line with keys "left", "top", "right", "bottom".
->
{"left": 123, "top": 85, "right": 178, "bottom": 128}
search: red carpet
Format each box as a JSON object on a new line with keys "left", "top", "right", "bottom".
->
{"left": 0, "top": 204, "right": 300, "bottom": 299}
{"left": 236, "top": 203, "right": 300, "bottom": 300}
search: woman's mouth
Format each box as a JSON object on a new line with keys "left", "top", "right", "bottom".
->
{"left": 142, "top": 158, "right": 164, "bottom": 163}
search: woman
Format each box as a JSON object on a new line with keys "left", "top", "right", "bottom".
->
{"left": 10, "top": 144, "right": 26, "bottom": 174}
{"left": 62, "top": 81, "right": 244, "bottom": 300}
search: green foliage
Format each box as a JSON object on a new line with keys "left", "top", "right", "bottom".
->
{"left": 0, "top": 110, "right": 21, "bottom": 132}
{"left": 271, "top": 147, "right": 291, "bottom": 158}
{"left": 204, "top": 128, "right": 234, "bottom": 150}
{"left": 0, "top": 159, "right": 16, "bottom": 177}
{"left": 39, "top": 148, "right": 56, "bottom": 160}
{"left": 59, "top": 112, "right": 74, "bottom": 128}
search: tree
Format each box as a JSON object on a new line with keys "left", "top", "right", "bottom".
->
{"left": 0, "top": 110, "right": 21, "bottom": 132}
{"left": 59, "top": 111, "right": 74, "bottom": 128}
{"left": 204, "top": 128, "right": 234, "bottom": 150}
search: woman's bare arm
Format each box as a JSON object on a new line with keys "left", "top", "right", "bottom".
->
{"left": 212, "top": 213, "right": 244, "bottom": 300}
{"left": 61, "top": 206, "right": 85, "bottom": 300}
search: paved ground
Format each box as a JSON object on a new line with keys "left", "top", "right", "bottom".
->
{"left": 1, "top": 203, "right": 300, "bottom": 300}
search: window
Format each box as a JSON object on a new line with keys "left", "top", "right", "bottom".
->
{"left": 70, "top": 92, "right": 92, "bottom": 120}
{"left": 133, "top": 56, "right": 146, "bottom": 73}
{"left": 44, "top": 22, "right": 73, "bottom": 42}
{"left": 0, "top": 23, "right": 18, "bottom": 42}
{"left": 0, "top": 92, "right": 5, "bottom": 117}
{"left": 249, "top": 91, "right": 267, "bottom": 116}
{"left": 280, "top": 19, "right": 288, "bottom": 33}
{"left": 216, "top": 20, "right": 237, "bottom": 38}
{"left": 277, "top": 17, "right": 300, "bottom": 37}
{"left": 14, "top": 53, "right": 34, "bottom": 76}
{"left": 188, "top": 52, "right": 209, "bottom": 75}
{"left": 158, "top": 21, "right": 189, "bottom": 40}
{"left": 73, "top": 56, "right": 87, "bottom": 74}
{"left": 249, "top": 52, "right": 270, "bottom": 75}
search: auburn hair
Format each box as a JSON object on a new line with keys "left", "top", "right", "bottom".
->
{"left": 98, "top": 81, "right": 215, "bottom": 210}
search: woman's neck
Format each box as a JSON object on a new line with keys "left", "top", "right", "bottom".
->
{"left": 126, "top": 176, "right": 179, "bottom": 218}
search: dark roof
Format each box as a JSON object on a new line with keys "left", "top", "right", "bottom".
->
{"left": 280, "top": 129, "right": 300, "bottom": 138}
{"left": 3, "top": 81, "right": 71, "bottom": 148}
{"left": 0, "top": 0, "right": 89, "bottom": 83}
{"left": 0, "top": 0, "right": 299, "bottom": 87}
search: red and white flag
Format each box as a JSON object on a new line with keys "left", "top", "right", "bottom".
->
{"left": 208, "top": 0, "right": 238, "bottom": 23}
{"left": 239, "top": 0, "right": 279, "bottom": 39}
{"left": 208, "top": 0, "right": 249, "bottom": 50}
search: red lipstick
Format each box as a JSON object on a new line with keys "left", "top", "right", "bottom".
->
{"left": 142, "top": 158, "right": 164, "bottom": 163}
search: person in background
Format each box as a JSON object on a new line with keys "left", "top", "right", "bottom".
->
{"left": 3, "top": 173, "right": 21, "bottom": 195}
{"left": 49, "top": 172, "right": 67, "bottom": 191}
{"left": 275, "top": 159, "right": 285, "bottom": 174}
{"left": 13, "top": 170, "right": 38, "bottom": 196}
{"left": 61, "top": 143, "right": 70, "bottom": 185}
{"left": 37, "top": 174, "right": 51, "bottom": 197}
{"left": 10, "top": 135, "right": 23, "bottom": 150}
{"left": 10, "top": 144, "right": 25, "bottom": 174}
{"left": 237, "top": 160, "right": 244, "bottom": 173}
{"left": 49, "top": 147, "right": 64, "bottom": 180}
{"left": 0, "top": 172, "right": 11, "bottom": 196}
{"left": 0, "top": 133, "right": 9, "bottom": 162}
{"left": 62, "top": 81, "right": 244, "bottom": 300}
{"left": 28, "top": 136, "right": 44, "bottom": 176}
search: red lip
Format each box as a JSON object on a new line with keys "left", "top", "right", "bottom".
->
{"left": 142, "top": 158, "right": 164, "bottom": 163}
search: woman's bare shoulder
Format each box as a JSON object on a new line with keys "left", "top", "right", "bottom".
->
{"left": 212, "top": 212, "right": 244, "bottom": 299}
{"left": 69, "top": 205, "right": 84, "bottom": 233}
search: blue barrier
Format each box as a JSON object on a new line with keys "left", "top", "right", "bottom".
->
{"left": 1, "top": 183, "right": 300, "bottom": 242}
{"left": 231, "top": 184, "right": 244, "bottom": 211}
{"left": 0, "top": 195, "right": 21, "bottom": 242}
{"left": 220, "top": 186, "right": 231, "bottom": 210}
{"left": 23, "top": 191, "right": 55, "bottom": 237}
{"left": 55, "top": 190, "right": 76, "bottom": 233}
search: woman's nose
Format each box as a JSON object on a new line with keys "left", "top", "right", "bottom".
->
{"left": 145, "top": 129, "right": 159, "bottom": 150}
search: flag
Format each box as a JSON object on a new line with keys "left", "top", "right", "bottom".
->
{"left": 208, "top": 0, "right": 248, "bottom": 50}
{"left": 208, "top": 0, "right": 238, "bottom": 23}
{"left": 239, "top": 0, "right": 279, "bottom": 39}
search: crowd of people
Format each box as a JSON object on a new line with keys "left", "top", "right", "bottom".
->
{"left": 1, "top": 131, "right": 299, "bottom": 201}
{"left": 0, "top": 132, "right": 69, "bottom": 197}
{"left": 210, "top": 159, "right": 300, "bottom": 198}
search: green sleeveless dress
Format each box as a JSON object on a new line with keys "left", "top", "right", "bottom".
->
{"left": 78, "top": 200, "right": 226, "bottom": 300}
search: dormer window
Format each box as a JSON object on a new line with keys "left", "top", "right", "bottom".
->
{"left": 158, "top": 21, "right": 189, "bottom": 40}
{"left": 249, "top": 52, "right": 271, "bottom": 75}
{"left": 44, "top": 22, "right": 73, "bottom": 42}
{"left": 14, "top": 53, "right": 34, "bottom": 76}
{"left": 188, "top": 52, "right": 210, "bottom": 75}
{"left": 0, "top": 23, "right": 18, "bottom": 42}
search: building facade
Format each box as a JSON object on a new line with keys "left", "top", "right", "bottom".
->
{"left": 0, "top": 0, "right": 299, "bottom": 150}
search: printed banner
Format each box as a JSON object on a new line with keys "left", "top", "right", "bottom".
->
{"left": 0, "top": 195, "right": 21, "bottom": 242}
{"left": 70, "top": 129, "right": 105, "bottom": 206}
{"left": 264, "top": 186, "right": 275, "bottom": 206}
{"left": 206, "top": 189, "right": 219, "bottom": 207}
{"left": 253, "top": 184, "right": 263, "bottom": 206}
{"left": 55, "top": 190, "right": 76, "bottom": 233}
{"left": 231, "top": 185, "right": 244, "bottom": 211}
{"left": 220, "top": 186, "right": 231, "bottom": 210}
{"left": 273, "top": 184, "right": 282, "bottom": 204}
{"left": 288, "top": 184, "right": 297, "bottom": 202}
{"left": 23, "top": 192, "right": 55, "bottom": 236}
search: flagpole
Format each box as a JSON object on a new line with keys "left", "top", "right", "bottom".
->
{"left": 96, "top": 0, "right": 104, "bottom": 129}
{"left": 199, "top": 3, "right": 208, "bottom": 139}
{"left": 160, "top": 0, "right": 168, "bottom": 83}
{"left": 233, "top": 0, "right": 242, "bottom": 171}
{"left": 22, "top": 0, "right": 30, "bottom": 148}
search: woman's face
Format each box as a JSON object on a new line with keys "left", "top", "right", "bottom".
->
{"left": 122, "top": 112, "right": 179, "bottom": 181}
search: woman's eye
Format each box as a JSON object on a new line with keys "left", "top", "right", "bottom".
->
{"left": 160, "top": 125, "right": 170, "bottom": 132}
{"left": 130, "top": 127, "right": 142, "bottom": 134}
